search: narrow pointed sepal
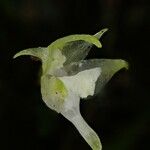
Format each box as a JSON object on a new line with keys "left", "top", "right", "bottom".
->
{"left": 49, "top": 34, "right": 102, "bottom": 50}
{"left": 13, "top": 47, "right": 48, "bottom": 62}
{"left": 94, "top": 28, "right": 108, "bottom": 40}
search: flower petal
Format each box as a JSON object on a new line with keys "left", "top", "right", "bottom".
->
{"left": 59, "top": 68, "right": 101, "bottom": 98}
{"left": 64, "top": 59, "right": 128, "bottom": 95}
{"left": 49, "top": 29, "right": 108, "bottom": 65}
{"left": 49, "top": 34, "right": 102, "bottom": 49}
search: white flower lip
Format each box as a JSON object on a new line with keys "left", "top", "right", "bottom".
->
{"left": 59, "top": 67, "right": 101, "bottom": 99}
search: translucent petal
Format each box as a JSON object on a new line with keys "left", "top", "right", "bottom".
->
{"left": 49, "top": 34, "right": 102, "bottom": 50}
{"left": 61, "top": 28, "right": 108, "bottom": 65}
{"left": 64, "top": 59, "right": 128, "bottom": 95}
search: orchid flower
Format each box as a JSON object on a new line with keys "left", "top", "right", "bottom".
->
{"left": 13, "top": 29, "right": 128, "bottom": 150}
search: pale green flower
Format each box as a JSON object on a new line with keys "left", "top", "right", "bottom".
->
{"left": 14, "top": 29, "right": 128, "bottom": 150}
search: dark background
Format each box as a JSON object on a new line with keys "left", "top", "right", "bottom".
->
{"left": 0, "top": 0, "right": 149, "bottom": 150}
